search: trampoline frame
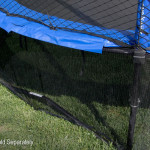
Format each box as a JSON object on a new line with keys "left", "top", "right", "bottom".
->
{"left": 0, "top": 33, "right": 148, "bottom": 150}
{"left": 0, "top": 0, "right": 150, "bottom": 150}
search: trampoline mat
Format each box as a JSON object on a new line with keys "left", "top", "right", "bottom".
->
{"left": 1, "top": 0, "right": 149, "bottom": 49}
{"left": 16, "top": 0, "right": 138, "bottom": 30}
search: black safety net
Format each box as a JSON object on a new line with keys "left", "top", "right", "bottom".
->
{"left": 0, "top": 1, "right": 150, "bottom": 149}
{"left": 0, "top": 29, "right": 150, "bottom": 149}
{"left": 131, "top": 54, "right": 150, "bottom": 150}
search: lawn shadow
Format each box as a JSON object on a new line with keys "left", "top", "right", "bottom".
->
{"left": 0, "top": 34, "right": 137, "bottom": 146}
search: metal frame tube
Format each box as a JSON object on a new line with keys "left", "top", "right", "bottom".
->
{"left": 127, "top": 63, "right": 142, "bottom": 150}
{"left": 127, "top": 48, "right": 146, "bottom": 150}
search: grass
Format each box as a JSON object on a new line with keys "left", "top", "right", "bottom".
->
{"left": 0, "top": 83, "right": 115, "bottom": 150}
{"left": 0, "top": 29, "right": 150, "bottom": 149}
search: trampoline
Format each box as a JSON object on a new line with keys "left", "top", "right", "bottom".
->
{"left": 0, "top": 0, "right": 150, "bottom": 150}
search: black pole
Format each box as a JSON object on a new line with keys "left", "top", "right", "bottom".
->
{"left": 19, "top": 35, "right": 23, "bottom": 49}
{"left": 19, "top": 35, "right": 28, "bottom": 51}
{"left": 103, "top": 47, "right": 134, "bottom": 54}
{"left": 24, "top": 36, "right": 28, "bottom": 51}
{"left": 127, "top": 48, "right": 146, "bottom": 150}
{"left": 80, "top": 50, "right": 86, "bottom": 76}
{"left": 127, "top": 63, "right": 141, "bottom": 150}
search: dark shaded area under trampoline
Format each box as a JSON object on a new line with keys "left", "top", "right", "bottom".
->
{"left": 0, "top": 0, "right": 150, "bottom": 150}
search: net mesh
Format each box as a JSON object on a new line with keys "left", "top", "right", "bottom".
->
{"left": 0, "top": 0, "right": 149, "bottom": 48}
{"left": 132, "top": 55, "right": 150, "bottom": 149}
{"left": 0, "top": 1, "right": 150, "bottom": 149}
{"left": 0, "top": 29, "right": 135, "bottom": 148}
{"left": 0, "top": 27, "right": 150, "bottom": 149}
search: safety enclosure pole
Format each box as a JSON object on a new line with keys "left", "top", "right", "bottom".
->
{"left": 127, "top": 48, "right": 146, "bottom": 150}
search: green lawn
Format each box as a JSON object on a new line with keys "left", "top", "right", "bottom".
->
{"left": 0, "top": 83, "right": 115, "bottom": 150}
{"left": 0, "top": 30, "right": 150, "bottom": 150}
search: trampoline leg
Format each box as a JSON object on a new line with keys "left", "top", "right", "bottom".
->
{"left": 80, "top": 50, "right": 86, "bottom": 76}
{"left": 24, "top": 37, "right": 28, "bottom": 51}
{"left": 19, "top": 35, "right": 23, "bottom": 49}
{"left": 127, "top": 63, "right": 141, "bottom": 150}
{"left": 19, "top": 35, "right": 28, "bottom": 51}
{"left": 127, "top": 49, "right": 145, "bottom": 150}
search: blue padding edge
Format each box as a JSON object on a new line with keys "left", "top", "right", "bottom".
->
{"left": 1, "top": 0, "right": 140, "bottom": 53}
{"left": 0, "top": 11, "right": 107, "bottom": 53}
{"left": 0, "top": 0, "right": 136, "bottom": 47}
{"left": 1, "top": 0, "right": 150, "bottom": 53}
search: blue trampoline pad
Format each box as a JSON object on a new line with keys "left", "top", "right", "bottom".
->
{"left": 0, "top": 0, "right": 150, "bottom": 53}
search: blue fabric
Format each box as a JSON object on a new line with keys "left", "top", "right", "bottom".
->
{"left": 0, "top": 0, "right": 149, "bottom": 53}
{"left": 0, "top": 11, "right": 106, "bottom": 53}
{"left": 0, "top": 0, "right": 136, "bottom": 47}
{"left": 142, "top": 0, "right": 150, "bottom": 48}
